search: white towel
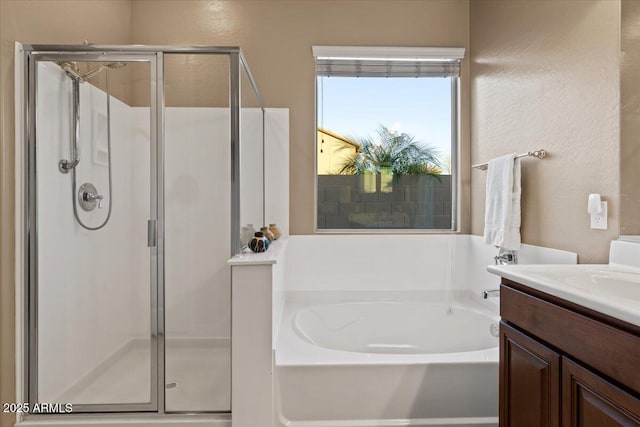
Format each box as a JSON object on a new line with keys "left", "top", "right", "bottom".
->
{"left": 483, "top": 154, "right": 521, "bottom": 250}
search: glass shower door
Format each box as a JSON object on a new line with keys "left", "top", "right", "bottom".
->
{"left": 29, "top": 53, "right": 158, "bottom": 412}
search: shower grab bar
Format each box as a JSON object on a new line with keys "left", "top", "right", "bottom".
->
{"left": 59, "top": 77, "right": 81, "bottom": 173}
{"left": 472, "top": 149, "right": 547, "bottom": 170}
{"left": 58, "top": 62, "right": 125, "bottom": 174}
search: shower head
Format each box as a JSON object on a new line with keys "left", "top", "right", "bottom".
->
{"left": 57, "top": 61, "right": 126, "bottom": 81}
{"left": 81, "top": 62, "right": 126, "bottom": 80}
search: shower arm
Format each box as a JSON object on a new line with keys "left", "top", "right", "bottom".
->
{"left": 82, "top": 65, "right": 109, "bottom": 80}
{"left": 59, "top": 77, "right": 81, "bottom": 174}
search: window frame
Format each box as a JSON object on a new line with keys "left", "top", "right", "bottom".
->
{"left": 313, "top": 46, "right": 462, "bottom": 233}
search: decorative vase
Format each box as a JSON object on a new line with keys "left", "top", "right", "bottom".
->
{"left": 269, "top": 224, "right": 281, "bottom": 240}
{"left": 249, "top": 232, "right": 270, "bottom": 253}
{"left": 261, "top": 226, "right": 275, "bottom": 242}
{"left": 240, "top": 224, "right": 256, "bottom": 250}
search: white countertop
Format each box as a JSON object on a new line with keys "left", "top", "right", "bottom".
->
{"left": 487, "top": 263, "right": 640, "bottom": 328}
{"left": 227, "top": 237, "right": 288, "bottom": 266}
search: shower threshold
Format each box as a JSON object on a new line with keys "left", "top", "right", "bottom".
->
{"left": 16, "top": 413, "right": 231, "bottom": 427}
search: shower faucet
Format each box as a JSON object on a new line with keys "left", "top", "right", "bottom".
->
{"left": 84, "top": 192, "right": 104, "bottom": 209}
{"left": 78, "top": 183, "right": 104, "bottom": 211}
{"left": 482, "top": 289, "right": 500, "bottom": 299}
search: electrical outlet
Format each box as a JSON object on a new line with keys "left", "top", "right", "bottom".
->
{"left": 590, "top": 201, "right": 608, "bottom": 230}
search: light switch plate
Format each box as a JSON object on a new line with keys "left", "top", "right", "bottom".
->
{"left": 590, "top": 201, "right": 608, "bottom": 230}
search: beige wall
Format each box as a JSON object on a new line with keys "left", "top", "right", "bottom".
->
{"left": 0, "top": 0, "right": 627, "bottom": 423}
{"left": 470, "top": 0, "right": 620, "bottom": 263}
{"left": 129, "top": 0, "right": 471, "bottom": 235}
{"left": 0, "top": 1, "right": 469, "bottom": 419}
{"left": 0, "top": 2, "right": 132, "bottom": 426}
{"left": 621, "top": 0, "right": 640, "bottom": 235}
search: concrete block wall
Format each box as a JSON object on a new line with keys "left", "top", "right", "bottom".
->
{"left": 317, "top": 175, "right": 452, "bottom": 229}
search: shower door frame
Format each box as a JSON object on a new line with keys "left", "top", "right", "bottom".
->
{"left": 21, "top": 45, "right": 253, "bottom": 416}
{"left": 24, "top": 49, "right": 161, "bottom": 413}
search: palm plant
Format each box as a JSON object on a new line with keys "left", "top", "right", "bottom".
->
{"left": 337, "top": 125, "right": 442, "bottom": 177}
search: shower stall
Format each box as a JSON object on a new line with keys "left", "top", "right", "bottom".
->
{"left": 20, "top": 45, "right": 265, "bottom": 418}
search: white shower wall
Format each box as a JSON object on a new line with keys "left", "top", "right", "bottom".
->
{"left": 161, "top": 107, "right": 232, "bottom": 340}
{"left": 36, "top": 62, "right": 150, "bottom": 403}
{"left": 240, "top": 108, "right": 265, "bottom": 232}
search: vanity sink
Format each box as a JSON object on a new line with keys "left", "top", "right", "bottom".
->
{"left": 488, "top": 240, "right": 640, "bottom": 327}
{"left": 508, "top": 265, "right": 640, "bottom": 301}
{"left": 489, "top": 261, "right": 640, "bottom": 331}
{"left": 562, "top": 270, "right": 640, "bottom": 301}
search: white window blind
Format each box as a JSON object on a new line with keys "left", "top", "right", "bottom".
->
{"left": 313, "top": 46, "right": 465, "bottom": 78}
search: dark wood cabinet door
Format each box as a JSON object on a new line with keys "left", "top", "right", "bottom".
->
{"left": 500, "top": 322, "right": 560, "bottom": 427}
{"left": 562, "top": 357, "right": 640, "bottom": 427}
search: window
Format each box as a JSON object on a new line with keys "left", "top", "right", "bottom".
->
{"left": 314, "top": 46, "right": 463, "bottom": 231}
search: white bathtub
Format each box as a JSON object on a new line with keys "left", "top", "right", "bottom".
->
{"left": 295, "top": 300, "right": 498, "bottom": 355}
{"left": 275, "top": 291, "right": 500, "bottom": 427}
{"left": 274, "top": 235, "right": 577, "bottom": 427}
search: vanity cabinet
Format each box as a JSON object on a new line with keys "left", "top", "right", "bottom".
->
{"left": 562, "top": 357, "right": 640, "bottom": 426}
{"left": 500, "top": 322, "right": 560, "bottom": 426}
{"left": 499, "top": 280, "right": 640, "bottom": 427}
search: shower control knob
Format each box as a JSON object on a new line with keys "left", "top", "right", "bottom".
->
{"left": 78, "top": 183, "right": 104, "bottom": 212}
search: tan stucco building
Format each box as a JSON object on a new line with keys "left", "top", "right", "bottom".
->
{"left": 316, "top": 128, "right": 361, "bottom": 175}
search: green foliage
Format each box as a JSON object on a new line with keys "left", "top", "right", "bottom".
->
{"left": 337, "top": 125, "right": 442, "bottom": 178}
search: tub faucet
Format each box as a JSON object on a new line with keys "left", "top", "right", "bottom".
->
{"left": 495, "top": 248, "right": 518, "bottom": 265}
{"left": 482, "top": 289, "right": 500, "bottom": 299}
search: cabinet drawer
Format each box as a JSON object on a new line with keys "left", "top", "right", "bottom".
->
{"left": 500, "top": 284, "right": 640, "bottom": 393}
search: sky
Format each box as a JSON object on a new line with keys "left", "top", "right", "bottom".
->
{"left": 317, "top": 76, "right": 453, "bottom": 171}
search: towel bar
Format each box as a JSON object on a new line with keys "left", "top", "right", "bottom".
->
{"left": 472, "top": 149, "right": 547, "bottom": 170}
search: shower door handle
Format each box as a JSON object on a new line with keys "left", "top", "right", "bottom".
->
{"left": 148, "top": 219, "right": 157, "bottom": 247}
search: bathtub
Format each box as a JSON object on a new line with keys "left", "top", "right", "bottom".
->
{"left": 275, "top": 291, "right": 500, "bottom": 427}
